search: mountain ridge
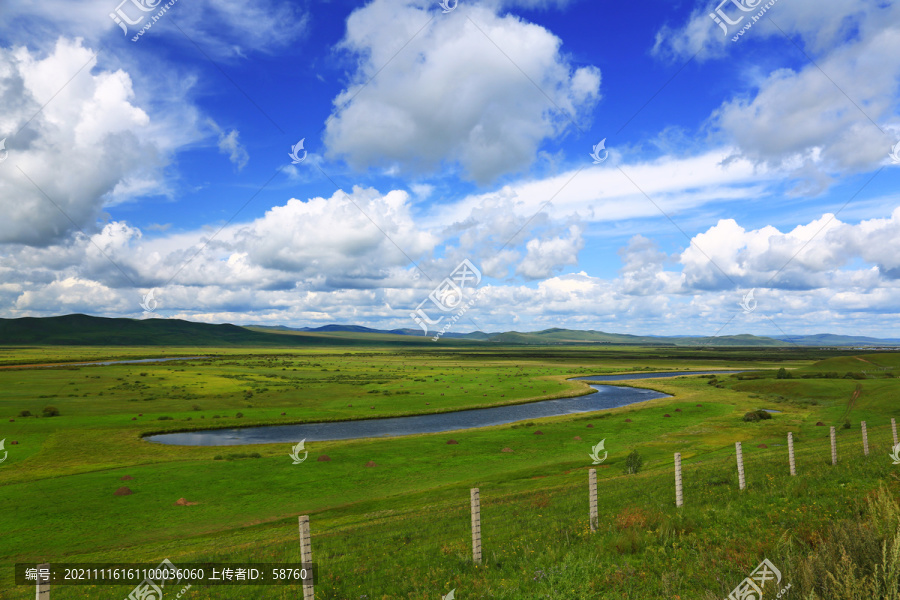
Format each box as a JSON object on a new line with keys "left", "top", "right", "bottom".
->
{"left": 1, "top": 314, "right": 898, "bottom": 346}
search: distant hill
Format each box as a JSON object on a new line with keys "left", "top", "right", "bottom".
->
{"left": 774, "top": 333, "right": 900, "bottom": 346}
{"left": 251, "top": 324, "right": 489, "bottom": 339}
{"left": 2, "top": 315, "right": 899, "bottom": 347}
{"left": 0, "top": 315, "right": 434, "bottom": 347}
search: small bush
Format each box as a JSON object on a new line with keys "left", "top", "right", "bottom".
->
{"left": 776, "top": 367, "right": 792, "bottom": 379}
{"left": 18, "top": 410, "right": 32, "bottom": 417}
{"left": 157, "top": 416, "right": 174, "bottom": 420}
{"left": 235, "top": 412, "right": 244, "bottom": 418}
{"left": 214, "top": 455, "right": 223, "bottom": 460}
{"left": 743, "top": 410, "right": 772, "bottom": 422}
{"left": 623, "top": 450, "right": 643, "bottom": 475}
{"left": 42, "top": 406, "right": 60, "bottom": 417}
{"left": 843, "top": 371, "right": 867, "bottom": 380}
{"left": 843, "top": 419, "right": 851, "bottom": 429}
{"left": 192, "top": 404, "right": 202, "bottom": 411}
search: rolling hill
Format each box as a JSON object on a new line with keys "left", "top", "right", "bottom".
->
{"left": 1, "top": 314, "right": 899, "bottom": 347}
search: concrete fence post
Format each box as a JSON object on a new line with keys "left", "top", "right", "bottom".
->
{"left": 830, "top": 426, "right": 838, "bottom": 465}
{"left": 787, "top": 432, "right": 796, "bottom": 476}
{"left": 674, "top": 453, "right": 683, "bottom": 508}
{"left": 36, "top": 563, "right": 50, "bottom": 600}
{"left": 892, "top": 418, "right": 898, "bottom": 447}
{"left": 588, "top": 468, "right": 598, "bottom": 532}
{"left": 861, "top": 421, "right": 869, "bottom": 456}
{"left": 298, "top": 516, "right": 314, "bottom": 600}
{"left": 735, "top": 442, "right": 746, "bottom": 490}
{"left": 470, "top": 488, "right": 482, "bottom": 564}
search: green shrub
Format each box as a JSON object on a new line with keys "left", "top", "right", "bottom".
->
{"left": 844, "top": 419, "right": 852, "bottom": 429}
{"left": 743, "top": 410, "right": 772, "bottom": 422}
{"left": 214, "top": 455, "right": 223, "bottom": 460}
{"left": 42, "top": 406, "right": 60, "bottom": 417}
{"left": 776, "top": 367, "right": 792, "bottom": 379}
{"left": 18, "top": 410, "right": 31, "bottom": 417}
{"left": 623, "top": 450, "right": 643, "bottom": 475}
{"left": 235, "top": 412, "right": 244, "bottom": 418}
{"left": 192, "top": 404, "right": 202, "bottom": 411}
{"left": 157, "top": 416, "right": 173, "bottom": 420}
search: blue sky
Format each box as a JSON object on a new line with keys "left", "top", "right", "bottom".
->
{"left": 0, "top": 0, "right": 899, "bottom": 337}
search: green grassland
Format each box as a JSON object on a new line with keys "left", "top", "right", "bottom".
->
{"left": 2, "top": 345, "right": 899, "bottom": 599}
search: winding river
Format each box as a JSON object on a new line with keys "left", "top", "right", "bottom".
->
{"left": 147, "top": 370, "right": 744, "bottom": 446}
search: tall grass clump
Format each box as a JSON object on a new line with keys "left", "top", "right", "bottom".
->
{"left": 793, "top": 485, "right": 900, "bottom": 599}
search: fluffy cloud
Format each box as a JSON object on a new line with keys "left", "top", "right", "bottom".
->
{"left": 710, "top": 26, "right": 900, "bottom": 184}
{"left": 4, "top": 182, "right": 899, "bottom": 337}
{"left": 0, "top": 39, "right": 183, "bottom": 245}
{"left": 655, "top": 0, "right": 900, "bottom": 188}
{"left": 680, "top": 208, "right": 900, "bottom": 291}
{"left": 516, "top": 225, "right": 583, "bottom": 278}
{"left": 324, "top": 0, "right": 601, "bottom": 184}
{"left": 235, "top": 187, "right": 438, "bottom": 286}
{"left": 1, "top": 0, "right": 308, "bottom": 59}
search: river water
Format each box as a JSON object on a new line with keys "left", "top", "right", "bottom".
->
{"left": 147, "top": 370, "right": 743, "bottom": 446}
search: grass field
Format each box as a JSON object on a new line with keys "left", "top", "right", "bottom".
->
{"left": 2, "top": 345, "right": 899, "bottom": 598}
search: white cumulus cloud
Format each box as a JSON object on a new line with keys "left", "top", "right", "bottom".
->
{"left": 324, "top": 0, "right": 601, "bottom": 184}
